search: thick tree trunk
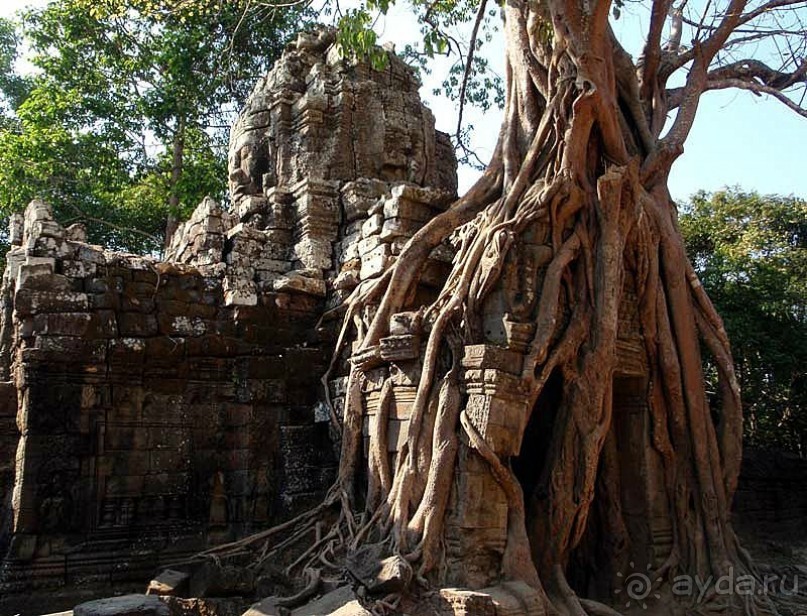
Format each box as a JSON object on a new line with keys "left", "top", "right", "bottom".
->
{"left": 326, "top": 0, "right": 753, "bottom": 609}
{"left": 183, "top": 3, "right": 792, "bottom": 614}
{"left": 165, "top": 115, "right": 186, "bottom": 249}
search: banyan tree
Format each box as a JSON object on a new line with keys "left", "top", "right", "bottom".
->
{"left": 159, "top": 0, "right": 807, "bottom": 613}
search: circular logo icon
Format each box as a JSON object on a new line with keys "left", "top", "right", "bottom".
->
{"left": 615, "top": 561, "right": 662, "bottom": 609}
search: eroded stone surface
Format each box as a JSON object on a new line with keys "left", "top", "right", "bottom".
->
{"left": 74, "top": 595, "right": 169, "bottom": 616}
{"left": 166, "top": 28, "right": 457, "bottom": 313}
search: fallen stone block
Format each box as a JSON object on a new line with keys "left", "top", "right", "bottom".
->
{"left": 73, "top": 595, "right": 169, "bottom": 616}
{"left": 145, "top": 568, "right": 190, "bottom": 597}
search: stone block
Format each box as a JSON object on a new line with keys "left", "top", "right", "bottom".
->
{"left": 462, "top": 344, "right": 523, "bottom": 376}
{"left": 74, "top": 595, "right": 169, "bottom": 616}
{"left": 29, "top": 219, "right": 66, "bottom": 240}
{"left": 341, "top": 179, "right": 389, "bottom": 222}
{"left": 383, "top": 193, "right": 439, "bottom": 223}
{"left": 389, "top": 385, "right": 417, "bottom": 419}
{"left": 379, "top": 334, "right": 420, "bottom": 361}
{"left": 241, "top": 597, "right": 281, "bottom": 616}
{"left": 463, "top": 392, "right": 529, "bottom": 457}
{"left": 357, "top": 234, "right": 382, "bottom": 257}
{"left": 254, "top": 257, "right": 291, "bottom": 273}
{"left": 226, "top": 222, "right": 267, "bottom": 243}
{"left": 503, "top": 317, "right": 535, "bottom": 353}
{"left": 158, "top": 314, "right": 207, "bottom": 337}
{"left": 9, "top": 211, "right": 23, "bottom": 244}
{"left": 454, "top": 471, "right": 508, "bottom": 529}
{"left": 15, "top": 262, "right": 57, "bottom": 292}
{"left": 31, "top": 235, "right": 76, "bottom": 258}
{"left": 437, "top": 589, "right": 496, "bottom": 616}
{"left": 61, "top": 259, "right": 97, "bottom": 278}
{"left": 336, "top": 234, "right": 361, "bottom": 262}
{"left": 388, "top": 311, "right": 421, "bottom": 335}
{"left": 388, "top": 361, "right": 422, "bottom": 388}
{"left": 292, "top": 236, "right": 332, "bottom": 270}
{"left": 146, "top": 569, "right": 190, "bottom": 597}
{"left": 223, "top": 276, "right": 258, "bottom": 307}
{"left": 14, "top": 289, "right": 90, "bottom": 316}
{"left": 119, "top": 313, "right": 159, "bottom": 337}
{"left": 360, "top": 244, "right": 393, "bottom": 280}
{"left": 353, "top": 553, "right": 412, "bottom": 595}
{"left": 361, "top": 212, "right": 384, "bottom": 238}
{"left": 62, "top": 223, "right": 85, "bottom": 243}
{"left": 333, "top": 268, "right": 360, "bottom": 291}
{"left": 39, "top": 312, "right": 95, "bottom": 337}
{"left": 387, "top": 418, "right": 409, "bottom": 452}
{"left": 292, "top": 178, "right": 340, "bottom": 222}
{"left": 77, "top": 244, "right": 107, "bottom": 265}
{"left": 160, "top": 598, "right": 245, "bottom": 616}
{"left": 236, "top": 195, "right": 268, "bottom": 221}
{"left": 24, "top": 198, "right": 54, "bottom": 223}
{"left": 272, "top": 271, "right": 326, "bottom": 297}
{"left": 379, "top": 217, "right": 422, "bottom": 241}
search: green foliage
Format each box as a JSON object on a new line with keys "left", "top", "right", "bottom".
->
{"left": 0, "top": 0, "right": 309, "bottom": 255}
{"left": 336, "top": 9, "right": 388, "bottom": 71}
{"left": 0, "top": 18, "right": 31, "bottom": 117}
{"left": 70, "top": 0, "right": 506, "bottom": 166}
{"left": 681, "top": 189, "right": 807, "bottom": 454}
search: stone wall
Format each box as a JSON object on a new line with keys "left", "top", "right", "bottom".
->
{"left": 0, "top": 201, "right": 337, "bottom": 595}
{"left": 0, "top": 381, "right": 17, "bottom": 555}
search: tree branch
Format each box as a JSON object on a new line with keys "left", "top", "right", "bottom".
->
{"left": 455, "top": 0, "right": 488, "bottom": 140}
{"left": 699, "top": 76, "right": 807, "bottom": 117}
{"left": 667, "top": 57, "right": 807, "bottom": 116}
{"left": 640, "top": 0, "right": 675, "bottom": 101}
{"left": 708, "top": 57, "right": 807, "bottom": 88}
{"left": 661, "top": 0, "right": 750, "bottom": 148}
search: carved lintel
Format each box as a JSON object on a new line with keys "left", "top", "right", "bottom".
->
{"left": 461, "top": 344, "right": 523, "bottom": 376}
{"left": 350, "top": 345, "right": 382, "bottom": 370}
{"left": 379, "top": 334, "right": 420, "bottom": 362}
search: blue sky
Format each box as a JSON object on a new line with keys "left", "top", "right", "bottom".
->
{"left": 2, "top": 0, "right": 805, "bottom": 202}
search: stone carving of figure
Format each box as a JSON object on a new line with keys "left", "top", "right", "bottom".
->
{"left": 229, "top": 141, "right": 270, "bottom": 202}
{"left": 38, "top": 472, "right": 72, "bottom": 532}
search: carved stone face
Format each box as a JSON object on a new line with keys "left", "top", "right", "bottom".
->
{"left": 241, "top": 144, "right": 259, "bottom": 180}
{"left": 229, "top": 141, "right": 272, "bottom": 202}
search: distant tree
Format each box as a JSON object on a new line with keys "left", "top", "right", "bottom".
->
{"left": 0, "top": 18, "right": 30, "bottom": 118}
{"left": 0, "top": 0, "right": 309, "bottom": 254}
{"left": 681, "top": 189, "right": 807, "bottom": 454}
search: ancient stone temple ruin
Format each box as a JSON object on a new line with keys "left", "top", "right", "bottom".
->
{"left": 0, "top": 28, "right": 456, "bottom": 611}
{"left": 1, "top": 26, "right": 806, "bottom": 616}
